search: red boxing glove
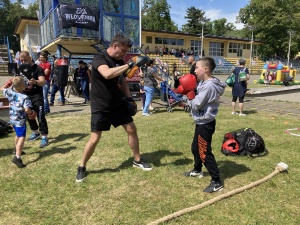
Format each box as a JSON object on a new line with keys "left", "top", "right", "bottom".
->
{"left": 186, "top": 90, "right": 196, "bottom": 100}
{"left": 177, "top": 85, "right": 188, "bottom": 95}
{"left": 4, "top": 79, "right": 13, "bottom": 88}
{"left": 178, "top": 74, "right": 197, "bottom": 92}
{"left": 28, "top": 111, "right": 37, "bottom": 120}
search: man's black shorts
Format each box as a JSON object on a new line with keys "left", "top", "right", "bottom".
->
{"left": 91, "top": 106, "right": 133, "bottom": 131}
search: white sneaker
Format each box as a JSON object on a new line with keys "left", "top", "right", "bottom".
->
{"left": 239, "top": 113, "right": 246, "bottom": 116}
{"left": 149, "top": 106, "right": 154, "bottom": 110}
{"left": 142, "top": 112, "right": 151, "bottom": 116}
{"left": 141, "top": 107, "right": 143, "bottom": 110}
{"left": 231, "top": 112, "right": 238, "bottom": 115}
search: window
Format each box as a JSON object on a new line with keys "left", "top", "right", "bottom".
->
{"left": 162, "top": 38, "right": 169, "bottom": 45}
{"left": 103, "top": 0, "right": 121, "bottom": 14}
{"left": 190, "top": 40, "right": 201, "bottom": 54}
{"left": 209, "top": 42, "right": 224, "bottom": 56}
{"left": 177, "top": 39, "right": 184, "bottom": 46}
{"left": 170, "top": 38, "right": 177, "bottom": 45}
{"left": 146, "top": 36, "right": 152, "bottom": 44}
{"left": 229, "top": 42, "right": 244, "bottom": 53}
{"left": 123, "top": 0, "right": 139, "bottom": 16}
{"left": 155, "top": 37, "right": 163, "bottom": 44}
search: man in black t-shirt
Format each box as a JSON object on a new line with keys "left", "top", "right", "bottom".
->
{"left": 76, "top": 34, "right": 153, "bottom": 182}
{"left": 19, "top": 51, "right": 49, "bottom": 148}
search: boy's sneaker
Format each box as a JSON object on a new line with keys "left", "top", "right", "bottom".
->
{"left": 203, "top": 181, "right": 223, "bottom": 193}
{"left": 184, "top": 170, "right": 204, "bottom": 178}
{"left": 133, "top": 160, "right": 153, "bottom": 171}
{"left": 40, "top": 137, "right": 49, "bottom": 148}
{"left": 76, "top": 166, "right": 86, "bottom": 182}
{"left": 231, "top": 112, "right": 238, "bottom": 115}
{"left": 28, "top": 132, "right": 41, "bottom": 141}
{"left": 11, "top": 156, "right": 26, "bottom": 168}
{"left": 12, "top": 150, "right": 26, "bottom": 155}
{"left": 239, "top": 113, "right": 246, "bottom": 116}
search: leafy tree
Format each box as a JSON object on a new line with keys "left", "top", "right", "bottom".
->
{"left": 142, "top": 0, "right": 178, "bottom": 32}
{"left": 181, "top": 7, "right": 210, "bottom": 35}
{"left": 0, "top": 0, "right": 38, "bottom": 52}
{"left": 237, "top": 0, "right": 300, "bottom": 59}
{"left": 182, "top": 7, "right": 236, "bottom": 36}
{"left": 213, "top": 19, "right": 235, "bottom": 36}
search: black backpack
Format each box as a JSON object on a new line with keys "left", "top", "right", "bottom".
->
{"left": 0, "top": 119, "right": 13, "bottom": 135}
{"left": 221, "top": 128, "right": 268, "bottom": 157}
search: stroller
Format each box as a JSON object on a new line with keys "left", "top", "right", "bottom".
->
{"left": 282, "top": 76, "right": 293, "bottom": 86}
{"left": 161, "top": 82, "right": 190, "bottom": 113}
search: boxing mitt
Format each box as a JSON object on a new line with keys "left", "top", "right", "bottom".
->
{"left": 124, "top": 56, "right": 149, "bottom": 79}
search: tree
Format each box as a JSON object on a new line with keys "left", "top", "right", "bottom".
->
{"left": 182, "top": 7, "right": 236, "bottom": 36}
{"left": 181, "top": 7, "right": 210, "bottom": 35}
{"left": 0, "top": 0, "right": 38, "bottom": 52}
{"left": 237, "top": 0, "right": 300, "bottom": 59}
{"left": 212, "top": 19, "right": 235, "bottom": 36}
{"left": 142, "top": 0, "right": 178, "bottom": 32}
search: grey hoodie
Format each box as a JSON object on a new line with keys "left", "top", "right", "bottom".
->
{"left": 188, "top": 78, "right": 226, "bottom": 125}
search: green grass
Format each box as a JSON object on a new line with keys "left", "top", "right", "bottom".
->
{"left": 0, "top": 104, "right": 299, "bottom": 225}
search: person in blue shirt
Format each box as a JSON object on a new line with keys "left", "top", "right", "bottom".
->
{"left": 231, "top": 58, "right": 250, "bottom": 116}
{"left": 1, "top": 76, "right": 36, "bottom": 168}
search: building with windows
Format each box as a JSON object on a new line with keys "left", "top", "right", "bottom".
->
{"left": 142, "top": 30, "right": 262, "bottom": 59}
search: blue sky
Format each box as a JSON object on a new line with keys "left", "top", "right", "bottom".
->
{"left": 167, "top": 0, "right": 250, "bottom": 30}
{"left": 14, "top": 0, "right": 250, "bottom": 29}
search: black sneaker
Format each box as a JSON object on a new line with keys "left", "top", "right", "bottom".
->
{"left": 11, "top": 156, "right": 26, "bottom": 168}
{"left": 76, "top": 166, "right": 86, "bottom": 182}
{"left": 184, "top": 170, "right": 204, "bottom": 178}
{"left": 133, "top": 160, "right": 153, "bottom": 171}
{"left": 203, "top": 181, "right": 223, "bottom": 193}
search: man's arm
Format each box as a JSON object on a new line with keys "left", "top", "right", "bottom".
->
{"left": 97, "top": 64, "right": 129, "bottom": 79}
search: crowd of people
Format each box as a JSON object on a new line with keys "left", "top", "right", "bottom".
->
{"left": 1, "top": 34, "right": 254, "bottom": 194}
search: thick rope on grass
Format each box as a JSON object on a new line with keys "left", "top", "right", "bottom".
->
{"left": 147, "top": 162, "right": 288, "bottom": 225}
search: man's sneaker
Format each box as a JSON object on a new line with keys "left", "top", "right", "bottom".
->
{"left": 40, "top": 137, "right": 49, "bottom": 148}
{"left": 203, "top": 181, "right": 223, "bottom": 193}
{"left": 239, "top": 113, "right": 246, "bottom": 116}
{"left": 11, "top": 156, "right": 26, "bottom": 168}
{"left": 133, "top": 160, "right": 153, "bottom": 171}
{"left": 76, "top": 166, "right": 86, "bottom": 182}
{"left": 184, "top": 170, "right": 204, "bottom": 178}
{"left": 142, "top": 112, "right": 151, "bottom": 116}
{"left": 231, "top": 112, "right": 238, "bottom": 115}
{"left": 28, "top": 132, "right": 41, "bottom": 141}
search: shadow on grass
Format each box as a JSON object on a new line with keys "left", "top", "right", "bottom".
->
{"left": 25, "top": 132, "right": 89, "bottom": 166}
{"left": 48, "top": 109, "right": 85, "bottom": 116}
{"left": 243, "top": 109, "right": 258, "bottom": 115}
{"left": 87, "top": 149, "right": 192, "bottom": 176}
{"left": 218, "top": 160, "right": 251, "bottom": 181}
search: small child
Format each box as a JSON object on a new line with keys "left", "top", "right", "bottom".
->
{"left": 184, "top": 57, "right": 226, "bottom": 193}
{"left": 139, "top": 79, "right": 146, "bottom": 110}
{"left": 0, "top": 76, "right": 36, "bottom": 168}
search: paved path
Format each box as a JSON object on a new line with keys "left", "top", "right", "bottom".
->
{"left": 1, "top": 75, "right": 300, "bottom": 118}
{"left": 46, "top": 90, "right": 300, "bottom": 118}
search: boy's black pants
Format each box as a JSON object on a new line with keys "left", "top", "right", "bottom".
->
{"left": 191, "top": 120, "right": 221, "bottom": 182}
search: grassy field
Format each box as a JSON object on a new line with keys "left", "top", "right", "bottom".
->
{"left": 0, "top": 99, "right": 299, "bottom": 225}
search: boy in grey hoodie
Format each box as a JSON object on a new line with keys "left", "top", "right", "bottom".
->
{"left": 184, "top": 57, "right": 226, "bottom": 193}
